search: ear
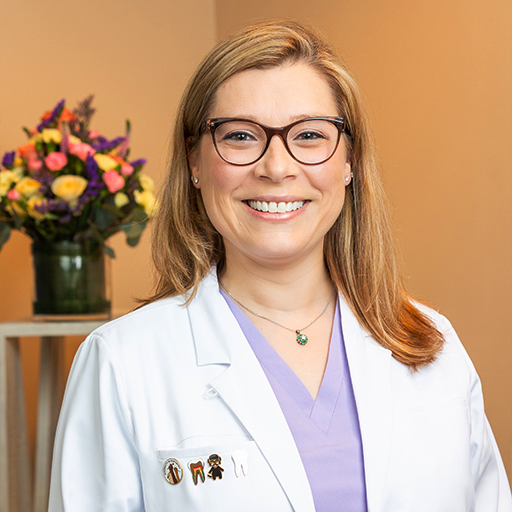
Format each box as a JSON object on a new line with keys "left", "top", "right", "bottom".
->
{"left": 344, "top": 161, "right": 352, "bottom": 186}
{"left": 187, "top": 137, "right": 201, "bottom": 188}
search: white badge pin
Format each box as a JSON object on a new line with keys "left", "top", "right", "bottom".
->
{"left": 231, "top": 450, "right": 249, "bottom": 477}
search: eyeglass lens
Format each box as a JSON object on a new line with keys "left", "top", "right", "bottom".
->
{"left": 213, "top": 119, "right": 340, "bottom": 165}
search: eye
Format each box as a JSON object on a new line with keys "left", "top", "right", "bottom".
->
{"left": 222, "top": 130, "right": 257, "bottom": 143}
{"left": 294, "top": 130, "right": 326, "bottom": 141}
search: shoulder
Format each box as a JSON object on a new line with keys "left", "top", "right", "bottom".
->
{"left": 414, "top": 302, "right": 472, "bottom": 367}
{"left": 84, "top": 296, "right": 186, "bottom": 351}
{"left": 78, "top": 270, "right": 222, "bottom": 363}
{"left": 396, "top": 302, "right": 478, "bottom": 396}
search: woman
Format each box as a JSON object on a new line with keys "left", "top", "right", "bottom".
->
{"left": 49, "top": 21, "right": 511, "bottom": 511}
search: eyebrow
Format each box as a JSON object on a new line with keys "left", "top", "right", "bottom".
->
{"left": 217, "top": 113, "right": 334, "bottom": 124}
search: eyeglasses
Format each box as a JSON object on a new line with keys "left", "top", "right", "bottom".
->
{"left": 202, "top": 117, "right": 347, "bottom": 166}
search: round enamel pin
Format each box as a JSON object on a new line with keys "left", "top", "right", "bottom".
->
{"left": 163, "top": 458, "right": 184, "bottom": 485}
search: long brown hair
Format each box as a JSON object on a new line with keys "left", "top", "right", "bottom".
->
{"left": 144, "top": 20, "right": 444, "bottom": 369}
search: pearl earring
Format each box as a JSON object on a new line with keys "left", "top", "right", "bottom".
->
{"left": 191, "top": 176, "right": 199, "bottom": 184}
{"left": 345, "top": 176, "right": 350, "bottom": 182}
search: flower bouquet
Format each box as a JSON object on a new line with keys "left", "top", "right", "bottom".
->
{"left": 0, "top": 96, "right": 156, "bottom": 255}
{"left": 0, "top": 97, "right": 157, "bottom": 318}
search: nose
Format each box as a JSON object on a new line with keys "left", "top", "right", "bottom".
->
{"left": 254, "top": 135, "right": 298, "bottom": 182}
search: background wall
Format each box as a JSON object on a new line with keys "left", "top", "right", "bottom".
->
{"left": 1, "top": 0, "right": 511, "bottom": 486}
{"left": 215, "top": 0, "right": 512, "bottom": 481}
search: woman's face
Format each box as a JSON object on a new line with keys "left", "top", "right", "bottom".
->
{"left": 189, "top": 63, "right": 352, "bottom": 268}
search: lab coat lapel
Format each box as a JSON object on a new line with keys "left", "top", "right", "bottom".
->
{"left": 188, "top": 271, "right": 316, "bottom": 512}
{"left": 340, "top": 294, "right": 393, "bottom": 512}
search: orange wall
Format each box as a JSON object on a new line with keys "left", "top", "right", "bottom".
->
{"left": 215, "top": 0, "right": 512, "bottom": 480}
{"left": 0, "top": 0, "right": 217, "bottom": 462}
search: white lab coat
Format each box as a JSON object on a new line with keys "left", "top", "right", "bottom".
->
{"left": 49, "top": 269, "right": 512, "bottom": 511}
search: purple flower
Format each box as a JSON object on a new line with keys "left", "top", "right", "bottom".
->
{"left": 2, "top": 151, "right": 15, "bottom": 168}
{"left": 59, "top": 212, "right": 73, "bottom": 224}
{"left": 60, "top": 129, "right": 69, "bottom": 154}
{"left": 84, "top": 155, "right": 104, "bottom": 197}
{"left": 92, "top": 136, "right": 126, "bottom": 152}
{"left": 33, "top": 169, "right": 54, "bottom": 189}
{"left": 71, "top": 194, "right": 89, "bottom": 213}
{"left": 130, "top": 158, "right": 146, "bottom": 169}
{"left": 85, "top": 154, "right": 99, "bottom": 180}
{"left": 33, "top": 203, "right": 47, "bottom": 215}
{"left": 37, "top": 99, "right": 65, "bottom": 131}
{"left": 116, "top": 137, "right": 130, "bottom": 158}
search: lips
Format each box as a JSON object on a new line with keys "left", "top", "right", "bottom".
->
{"left": 246, "top": 200, "right": 306, "bottom": 213}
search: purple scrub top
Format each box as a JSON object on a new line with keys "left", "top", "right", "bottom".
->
{"left": 221, "top": 290, "right": 368, "bottom": 511}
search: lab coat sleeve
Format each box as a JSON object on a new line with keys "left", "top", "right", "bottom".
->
{"left": 48, "top": 333, "right": 144, "bottom": 512}
{"left": 445, "top": 318, "right": 512, "bottom": 511}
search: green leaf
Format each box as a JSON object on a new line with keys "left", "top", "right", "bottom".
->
{"left": 87, "top": 219, "right": 116, "bottom": 259}
{"left": 121, "top": 219, "right": 147, "bottom": 247}
{"left": 125, "top": 119, "right": 131, "bottom": 137}
{"left": 102, "top": 244, "right": 116, "bottom": 259}
{"left": 0, "top": 221, "right": 11, "bottom": 250}
{"left": 101, "top": 203, "right": 126, "bottom": 219}
{"left": 132, "top": 208, "right": 148, "bottom": 222}
{"left": 22, "top": 127, "right": 32, "bottom": 138}
{"left": 10, "top": 208, "right": 23, "bottom": 230}
{"left": 94, "top": 206, "right": 117, "bottom": 231}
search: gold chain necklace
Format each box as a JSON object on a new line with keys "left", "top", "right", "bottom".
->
{"left": 218, "top": 276, "right": 335, "bottom": 345}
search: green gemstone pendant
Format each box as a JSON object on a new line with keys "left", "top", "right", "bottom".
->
{"left": 296, "top": 330, "right": 308, "bottom": 345}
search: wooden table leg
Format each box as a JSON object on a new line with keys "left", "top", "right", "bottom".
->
{"left": 0, "top": 335, "right": 32, "bottom": 512}
{"left": 33, "top": 336, "right": 66, "bottom": 512}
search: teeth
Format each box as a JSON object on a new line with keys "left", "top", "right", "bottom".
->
{"left": 247, "top": 200, "right": 306, "bottom": 213}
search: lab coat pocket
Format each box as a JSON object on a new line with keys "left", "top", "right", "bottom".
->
{"left": 153, "top": 436, "right": 293, "bottom": 511}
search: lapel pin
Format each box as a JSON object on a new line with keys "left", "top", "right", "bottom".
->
{"left": 207, "top": 453, "right": 225, "bottom": 481}
{"left": 189, "top": 459, "right": 206, "bottom": 485}
{"left": 163, "top": 458, "right": 183, "bottom": 485}
{"left": 231, "top": 450, "right": 249, "bottom": 477}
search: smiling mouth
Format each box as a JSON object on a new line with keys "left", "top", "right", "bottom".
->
{"left": 246, "top": 200, "right": 306, "bottom": 213}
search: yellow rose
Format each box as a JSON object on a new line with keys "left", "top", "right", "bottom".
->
{"left": 138, "top": 173, "right": 155, "bottom": 192}
{"left": 134, "top": 189, "right": 158, "bottom": 217}
{"left": 114, "top": 192, "right": 130, "bottom": 208}
{"left": 27, "top": 195, "right": 47, "bottom": 220}
{"left": 0, "top": 170, "right": 20, "bottom": 196}
{"left": 94, "top": 154, "right": 118, "bottom": 171}
{"left": 14, "top": 156, "right": 23, "bottom": 167}
{"left": 68, "top": 135, "right": 81, "bottom": 145}
{"left": 41, "top": 128, "right": 63, "bottom": 144}
{"left": 51, "top": 175, "right": 88, "bottom": 205}
{"left": 13, "top": 166, "right": 25, "bottom": 179}
{"left": 16, "top": 177, "right": 42, "bottom": 197}
{"left": 5, "top": 202, "right": 28, "bottom": 219}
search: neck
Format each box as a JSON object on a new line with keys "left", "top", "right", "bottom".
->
{"left": 219, "top": 245, "right": 334, "bottom": 316}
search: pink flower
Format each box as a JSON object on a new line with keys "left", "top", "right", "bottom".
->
{"left": 88, "top": 130, "right": 100, "bottom": 139}
{"left": 69, "top": 142, "right": 96, "bottom": 161}
{"left": 45, "top": 152, "right": 68, "bottom": 171}
{"left": 7, "top": 188, "right": 21, "bottom": 201}
{"left": 120, "top": 162, "right": 134, "bottom": 176}
{"left": 102, "top": 170, "right": 125, "bottom": 193}
{"left": 28, "top": 159, "right": 43, "bottom": 172}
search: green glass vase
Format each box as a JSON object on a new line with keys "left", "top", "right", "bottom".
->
{"left": 31, "top": 240, "right": 111, "bottom": 320}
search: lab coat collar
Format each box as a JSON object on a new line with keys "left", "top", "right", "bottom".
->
{"left": 339, "top": 293, "right": 393, "bottom": 512}
{"left": 188, "top": 269, "right": 316, "bottom": 512}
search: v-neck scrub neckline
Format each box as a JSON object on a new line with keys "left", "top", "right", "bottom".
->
{"left": 220, "top": 289, "right": 368, "bottom": 512}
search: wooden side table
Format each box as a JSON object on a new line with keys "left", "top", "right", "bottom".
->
{"left": 0, "top": 319, "right": 108, "bottom": 512}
